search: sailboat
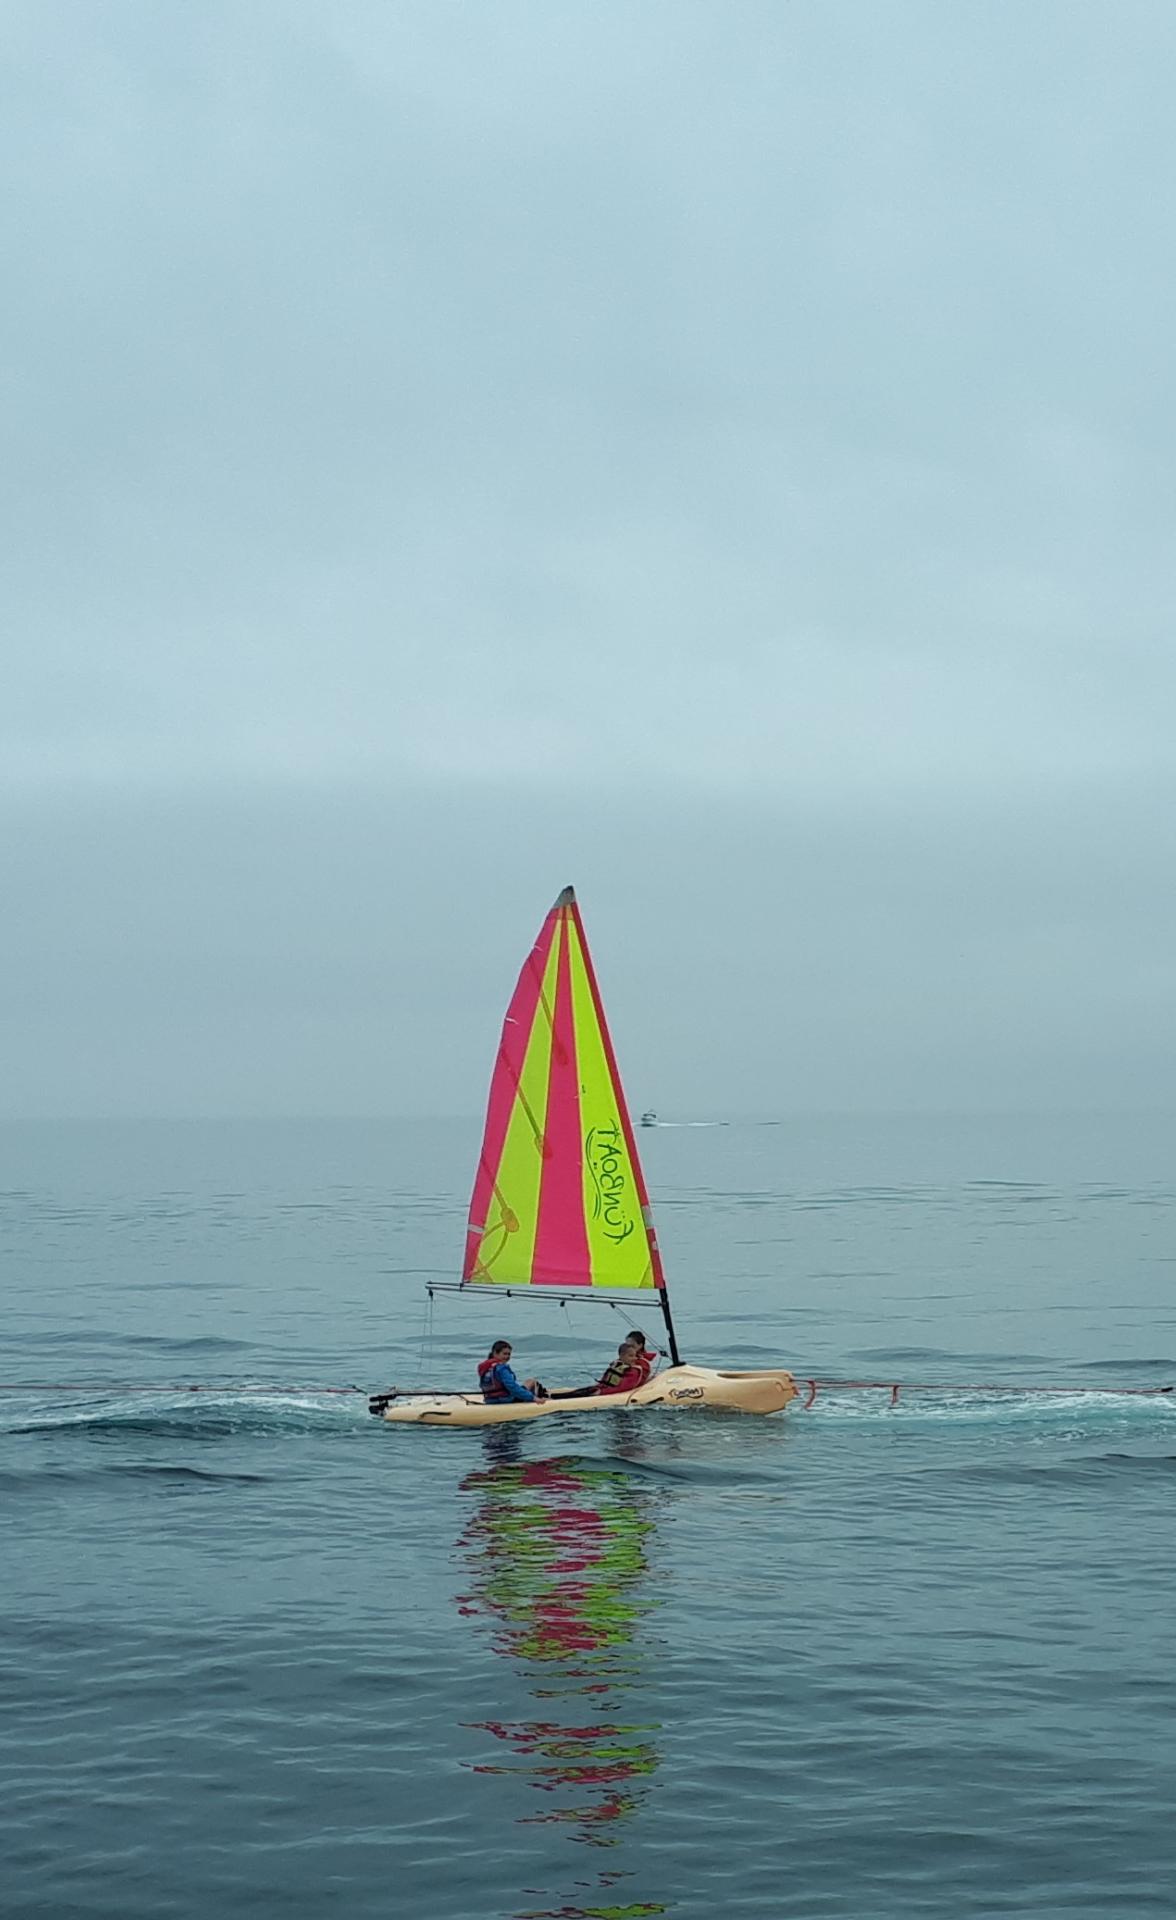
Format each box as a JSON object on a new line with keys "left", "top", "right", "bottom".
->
{"left": 377, "top": 888, "right": 796, "bottom": 1425}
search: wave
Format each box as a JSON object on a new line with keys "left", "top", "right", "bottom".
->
{"left": 4, "top": 1331, "right": 255, "bottom": 1352}
{"left": 1, "top": 1389, "right": 370, "bottom": 1438}
{"left": 955, "top": 1450, "right": 1176, "bottom": 1487}
{"left": 0, "top": 1461, "right": 268, "bottom": 1494}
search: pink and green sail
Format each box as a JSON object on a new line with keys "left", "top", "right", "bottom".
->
{"left": 462, "top": 888, "right": 666, "bottom": 1295}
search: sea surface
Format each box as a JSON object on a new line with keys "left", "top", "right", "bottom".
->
{"left": 3, "top": 1113, "right": 1175, "bottom": 1920}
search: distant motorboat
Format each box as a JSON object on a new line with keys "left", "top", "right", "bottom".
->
{"left": 639, "top": 1110, "right": 658, "bottom": 1127}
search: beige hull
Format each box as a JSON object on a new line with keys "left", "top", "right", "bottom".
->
{"left": 379, "top": 1364, "right": 797, "bottom": 1426}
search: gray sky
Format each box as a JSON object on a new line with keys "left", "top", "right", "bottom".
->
{"left": 3, "top": 0, "right": 1174, "bottom": 1118}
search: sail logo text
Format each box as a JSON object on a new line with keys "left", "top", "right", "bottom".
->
{"left": 585, "top": 1123, "right": 636, "bottom": 1244}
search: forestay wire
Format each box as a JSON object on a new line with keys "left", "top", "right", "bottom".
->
{"left": 412, "top": 1285, "right": 436, "bottom": 1387}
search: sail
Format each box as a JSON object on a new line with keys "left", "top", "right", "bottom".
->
{"left": 463, "top": 887, "right": 665, "bottom": 1293}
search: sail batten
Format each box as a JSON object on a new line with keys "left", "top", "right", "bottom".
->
{"left": 461, "top": 890, "right": 663, "bottom": 1295}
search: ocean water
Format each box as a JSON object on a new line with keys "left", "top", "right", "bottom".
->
{"left": 3, "top": 1114, "right": 1175, "bottom": 1920}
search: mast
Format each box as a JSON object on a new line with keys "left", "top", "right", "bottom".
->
{"left": 659, "top": 1289, "right": 682, "bottom": 1369}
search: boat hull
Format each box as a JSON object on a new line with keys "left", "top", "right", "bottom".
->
{"left": 379, "top": 1364, "right": 797, "bottom": 1426}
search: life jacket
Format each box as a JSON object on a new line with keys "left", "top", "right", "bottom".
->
{"left": 597, "top": 1357, "right": 644, "bottom": 1395}
{"left": 478, "top": 1356, "right": 510, "bottom": 1402}
{"left": 633, "top": 1348, "right": 657, "bottom": 1384}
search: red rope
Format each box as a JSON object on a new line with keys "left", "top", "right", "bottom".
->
{"left": 802, "top": 1378, "right": 1173, "bottom": 1408}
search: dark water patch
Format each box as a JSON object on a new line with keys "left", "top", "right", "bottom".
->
{"left": 0, "top": 1329, "right": 255, "bottom": 1353}
{"left": 966, "top": 1181, "right": 1056, "bottom": 1197}
{"left": 0, "top": 1462, "right": 268, "bottom": 1495}
{"left": 1074, "top": 1183, "right": 1176, "bottom": 1204}
{"left": 708, "top": 1308, "right": 819, "bottom": 1324}
{"left": 954, "top": 1451, "right": 1176, "bottom": 1488}
{"left": 119, "top": 1461, "right": 271, "bottom": 1485}
{"left": 1077, "top": 1356, "right": 1176, "bottom": 1376}
{"left": 119, "top": 1335, "right": 257, "bottom": 1353}
{"left": 838, "top": 1184, "right": 945, "bottom": 1202}
{"left": 809, "top": 1268, "right": 899, "bottom": 1282}
{"left": 111, "top": 1281, "right": 235, "bottom": 1294}
{"left": 847, "top": 1345, "right": 968, "bottom": 1364}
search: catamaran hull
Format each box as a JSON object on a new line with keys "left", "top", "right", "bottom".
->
{"left": 379, "top": 1364, "right": 797, "bottom": 1426}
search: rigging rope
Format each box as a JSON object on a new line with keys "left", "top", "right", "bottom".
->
{"left": 413, "top": 1284, "right": 435, "bottom": 1387}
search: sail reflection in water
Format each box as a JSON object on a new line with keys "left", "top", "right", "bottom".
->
{"left": 457, "top": 1441, "right": 667, "bottom": 1919}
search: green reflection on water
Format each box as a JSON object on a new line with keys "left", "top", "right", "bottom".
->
{"left": 458, "top": 1446, "right": 669, "bottom": 1918}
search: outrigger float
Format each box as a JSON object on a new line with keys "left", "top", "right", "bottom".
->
{"left": 372, "top": 887, "right": 797, "bottom": 1427}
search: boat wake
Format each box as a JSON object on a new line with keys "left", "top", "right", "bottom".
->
{"left": 1, "top": 1389, "right": 370, "bottom": 1439}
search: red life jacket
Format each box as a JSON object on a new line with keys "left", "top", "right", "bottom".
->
{"left": 478, "top": 1356, "right": 509, "bottom": 1401}
{"left": 597, "top": 1358, "right": 644, "bottom": 1395}
{"left": 633, "top": 1348, "right": 657, "bottom": 1384}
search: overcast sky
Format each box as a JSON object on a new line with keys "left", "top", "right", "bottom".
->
{"left": 3, "top": 0, "right": 1174, "bottom": 1118}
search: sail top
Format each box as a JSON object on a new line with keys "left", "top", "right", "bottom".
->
{"left": 462, "top": 889, "right": 665, "bottom": 1295}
